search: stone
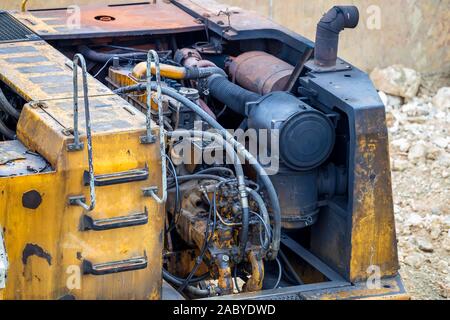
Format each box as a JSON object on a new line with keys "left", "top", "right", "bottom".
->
{"left": 415, "top": 237, "right": 434, "bottom": 253}
{"left": 378, "top": 90, "right": 389, "bottom": 107}
{"left": 392, "top": 159, "right": 409, "bottom": 172}
{"left": 370, "top": 65, "right": 421, "bottom": 99}
{"left": 404, "top": 253, "right": 424, "bottom": 269}
{"left": 392, "top": 138, "right": 411, "bottom": 152}
{"left": 406, "top": 213, "right": 423, "bottom": 227}
{"left": 426, "top": 145, "right": 442, "bottom": 161}
{"left": 402, "top": 100, "right": 430, "bottom": 117}
{"left": 438, "top": 278, "right": 450, "bottom": 298}
{"left": 432, "top": 136, "right": 448, "bottom": 149}
{"left": 429, "top": 223, "right": 441, "bottom": 240}
{"left": 436, "top": 260, "right": 449, "bottom": 274}
{"left": 443, "top": 233, "right": 450, "bottom": 252}
{"left": 379, "top": 90, "right": 404, "bottom": 108}
{"left": 408, "top": 142, "right": 427, "bottom": 163}
{"left": 432, "top": 87, "right": 450, "bottom": 111}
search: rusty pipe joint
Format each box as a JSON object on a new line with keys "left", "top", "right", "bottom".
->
{"left": 244, "top": 251, "right": 264, "bottom": 292}
{"left": 216, "top": 254, "right": 234, "bottom": 295}
{"left": 314, "top": 6, "right": 359, "bottom": 67}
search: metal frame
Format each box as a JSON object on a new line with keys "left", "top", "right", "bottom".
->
{"left": 67, "top": 53, "right": 96, "bottom": 212}
{"left": 141, "top": 50, "right": 167, "bottom": 204}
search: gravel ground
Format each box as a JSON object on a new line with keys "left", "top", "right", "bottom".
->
{"left": 378, "top": 77, "right": 449, "bottom": 299}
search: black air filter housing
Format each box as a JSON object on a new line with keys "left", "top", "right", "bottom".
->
{"left": 247, "top": 92, "right": 335, "bottom": 171}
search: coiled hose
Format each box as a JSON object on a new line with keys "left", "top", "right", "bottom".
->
{"left": 114, "top": 83, "right": 281, "bottom": 260}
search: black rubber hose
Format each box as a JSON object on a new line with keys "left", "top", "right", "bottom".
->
{"left": 77, "top": 45, "right": 147, "bottom": 63}
{"left": 162, "top": 269, "right": 210, "bottom": 297}
{"left": 314, "top": 6, "right": 359, "bottom": 67}
{"left": 206, "top": 74, "right": 261, "bottom": 115}
{"left": 0, "top": 118, "right": 16, "bottom": 140}
{"left": 247, "top": 188, "right": 271, "bottom": 251}
{"left": 0, "top": 87, "right": 20, "bottom": 120}
{"left": 185, "top": 67, "right": 227, "bottom": 79}
{"left": 114, "top": 83, "right": 282, "bottom": 260}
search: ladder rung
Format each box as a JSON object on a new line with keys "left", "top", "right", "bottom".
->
{"left": 81, "top": 208, "right": 148, "bottom": 231}
{"left": 84, "top": 165, "right": 149, "bottom": 187}
{"left": 82, "top": 255, "right": 147, "bottom": 275}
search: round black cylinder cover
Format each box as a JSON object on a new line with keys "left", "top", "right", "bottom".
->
{"left": 247, "top": 92, "right": 335, "bottom": 171}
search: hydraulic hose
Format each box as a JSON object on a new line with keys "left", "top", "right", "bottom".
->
{"left": 114, "top": 83, "right": 281, "bottom": 260}
{"left": 132, "top": 61, "right": 226, "bottom": 80}
{"left": 206, "top": 74, "right": 261, "bottom": 116}
{"left": 77, "top": 45, "right": 147, "bottom": 63}
{"left": 0, "top": 87, "right": 20, "bottom": 120}
{"left": 247, "top": 187, "right": 271, "bottom": 251}
{"left": 0, "top": 118, "right": 16, "bottom": 140}
{"left": 162, "top": 269, "right": 210, "bottom": 297}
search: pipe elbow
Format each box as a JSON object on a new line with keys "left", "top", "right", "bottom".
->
{"left": 317, "top": 6, "right": 359, "bottom": 33}
{"left": 314, "top": 6, "right": 359, "bottom": 67}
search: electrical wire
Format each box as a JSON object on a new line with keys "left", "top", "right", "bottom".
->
{"left": 165, "top": 155, "right": 180, "bottom": 233}
{"left": 273, "top": 257, "right": 282, "bottom": 289}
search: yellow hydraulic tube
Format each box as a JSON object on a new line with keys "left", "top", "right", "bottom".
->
{"left": 132, "top": 62, "right": 186, "bottom": 80}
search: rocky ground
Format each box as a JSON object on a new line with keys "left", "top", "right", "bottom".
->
{"left": 371, "top": 65, "right": 449, "bottom": 300}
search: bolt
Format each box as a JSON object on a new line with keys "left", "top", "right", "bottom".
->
{"left": 222, "top": 255, "right": 230, "bottom": 262}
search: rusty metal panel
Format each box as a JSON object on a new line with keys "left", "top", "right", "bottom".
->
{"left": 38, "top": 95, "right": 146, "bottom": 135}
{"left": 0, "top": 41, "right": 112, "bottom": 101}
{"left": 11, "top": 2, "right": 204, "bottom": 40}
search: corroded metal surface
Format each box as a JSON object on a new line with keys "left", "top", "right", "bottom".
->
{"left": 229, "top": 51, "right": 294, "bottom": 95}
{"left": 11, "top": 2, "right": 204, "bottom": 40}
{"left": 0, "top": 140, "right": 49, "bottom": 176}
{"left": 0, "top": 41, "right": 112, "bottom": 101}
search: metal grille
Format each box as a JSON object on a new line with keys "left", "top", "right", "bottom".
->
{"left": 0, "top": 11, "right": 39, "bottom": 43}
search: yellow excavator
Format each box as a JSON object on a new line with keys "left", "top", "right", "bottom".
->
{"left": 0, "top": 1, "right": 407, "bottom": 300}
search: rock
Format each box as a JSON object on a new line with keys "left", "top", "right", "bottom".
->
{"left": 429, "top": 223, "right": 441, "bottom": 240}
{"left": 404, "top": 253, "right": 424, "bottom": 269}
{"left": 432, "top": 136, "right": 449, "bottom": 149}
{"left": 392, "top": 138, "right": 411, "bottom": 152}
{"left": 443, "top": 232, "right": 450, "bottom": 252}
{"left": 415, "top": 237, "right": 434, "bottom": 253}
{"left": 378, "top": 90, "right": 389, "bottom": 106}
{"left": 405, "top": 213, "right": 423, "bottom": 227}
{"left": 379, "top": 90, "right": 404, "bottom": 108}
{"left": 426, "top": 145, "right": 442, "bottom": 161}
{"left": 402, "top": 99, "right": 430, "bottom": 117}
{"left": 436, "top": 260, "right": 449, "bottom": 274}
{"left": 388, "top": 95, "right": 404, "bottom": 108}
{"left": 392, "top": 159, "right": 409, "bottom": 172}
{"left": 408, "top": 142, "right": 427, "bottom": 164}
{"left": 438, "top": 278, "right": 450, "bottom": 298}
{"left": 443, "top": 217, "right": 450, "bottom": 229}
{"left": 432, "top": 87, "right": 450, "bottom": 111}
{"left": 370, "top": 65, "right": 421, "bottom": 99}
{"left": 437, "top": 154, "right": 450, "bottom": 168}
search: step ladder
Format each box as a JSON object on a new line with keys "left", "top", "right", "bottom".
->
{"left": 65, "top": 51, "right": 167, "bottom": 278}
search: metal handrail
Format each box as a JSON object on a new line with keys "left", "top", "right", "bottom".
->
{"left": 68, "top": 53, "right": 96, "bottom": 212}
{"left": 142, "top": 50, "right": 167, "bottom": 204}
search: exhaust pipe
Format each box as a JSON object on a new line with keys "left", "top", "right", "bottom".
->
{"left": 314, "top": 6, "right": 359, "bottom": 67}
